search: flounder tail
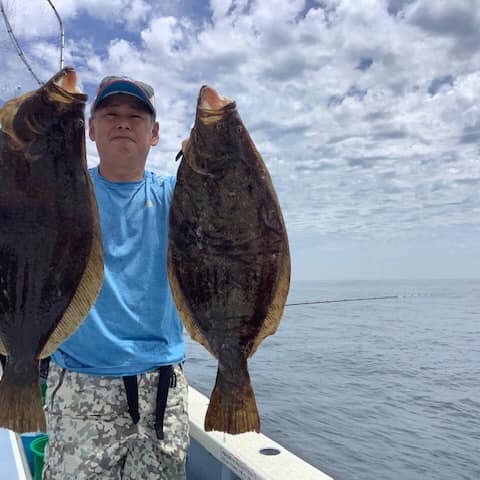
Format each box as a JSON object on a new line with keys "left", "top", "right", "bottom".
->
{"left": 205, "top": 361, "right": 260, "bottom": 434}
{"left": 0, "top": 359, "right": 45, "bottom": 433}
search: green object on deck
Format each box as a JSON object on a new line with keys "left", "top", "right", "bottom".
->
{"left": 41, "top": 383, "right": 47, "bottom": 405}
{"left": 30, "top": 434, "right": 48, "bottom": 480}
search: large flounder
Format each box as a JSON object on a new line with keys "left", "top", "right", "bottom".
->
{"left": 0, "top": 68, "right": 104, "bottom": 433}
{"left": 168, "top": 86, "right": 290, "bottom": 434}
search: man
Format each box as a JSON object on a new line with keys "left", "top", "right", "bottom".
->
{"left": 42, "top": 76, "right": 189, "bottom": 479}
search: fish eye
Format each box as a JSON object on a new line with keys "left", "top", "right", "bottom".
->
{"left": 236, "top": 125, "right": 243, "bottom": 133}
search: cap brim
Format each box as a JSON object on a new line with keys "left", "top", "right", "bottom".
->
{"left": 94, "top": 80, "right": 155, "bottom": 115}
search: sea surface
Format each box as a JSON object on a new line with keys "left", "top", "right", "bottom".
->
{"left": 184, "top": 278, "right": 480, "bottom": 480}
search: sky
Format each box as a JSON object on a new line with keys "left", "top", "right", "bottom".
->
{"left": 0, "top": 0, "right": 479, "bottom": 282}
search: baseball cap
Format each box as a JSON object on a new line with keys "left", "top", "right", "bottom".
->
{"left": 92, "top": 75, "right": 156, "bottom": 116}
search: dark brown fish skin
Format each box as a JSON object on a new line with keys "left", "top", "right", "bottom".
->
{"left": 168, "top": 86, "right": 290, "bottom": 434}
{"left": 0, "top": 68, "right": 102, "bottom": 433}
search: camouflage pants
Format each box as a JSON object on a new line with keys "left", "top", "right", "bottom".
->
{"left": 42, "top": 363, "right": 189, "bottom": 480}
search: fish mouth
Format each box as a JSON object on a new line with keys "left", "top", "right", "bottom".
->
{"left": 46, "top": 67, "right": 88, "bottom": 104}
{"left": 196, "top": 85, "right": 235, "bottom": 125}
{"left": 51, "top": 67, "right": 83, "bottom": 94}
{"left": 199, "top": 85, "right": 233, "bottom": 110}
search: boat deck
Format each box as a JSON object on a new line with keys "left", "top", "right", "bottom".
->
{"left": 1, "top": 387, "right": 333, "bottom": 480}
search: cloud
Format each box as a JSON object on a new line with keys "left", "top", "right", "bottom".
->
{"left": 141, "top": 16, "right": 185, "bottom": 56}
{"left": 404, "top": 0, "right": 480, "bottom": 56}
{"left": 404, "top": 0, "right": 480, "bottom": 37}
{"left": 1, "top": 0, "right": 480, "bottom": 275}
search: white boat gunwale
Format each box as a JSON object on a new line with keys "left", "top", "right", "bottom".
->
{"left": 0, "top": 386, "right": 333, "bottom": 480}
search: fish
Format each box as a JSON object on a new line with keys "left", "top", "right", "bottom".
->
{"left": 0, "top": 67, "right": 104, "bottom": 433}
{"left": 168, "top": 85, "right": 290, "bottom": 434}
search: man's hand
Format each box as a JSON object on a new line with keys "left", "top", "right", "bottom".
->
{"left": 176, "top": 137, "right": 190, "bottom": 161}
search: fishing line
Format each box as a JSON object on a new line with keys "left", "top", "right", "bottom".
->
{"left": 285, "top": 295, "right": 398, "bottom": 306}
{"left": 0, "top": 0, "right": 43, "bottom": 85}
{"left": 0, "top": 0, "right": 63, "bottom": 86}
{"left": 285, "top": 292, "right": 434, "bottom": 306}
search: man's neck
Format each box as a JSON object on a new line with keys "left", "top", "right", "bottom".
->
{"left": 98, "top": 164, "right": 145, "bottom": 182}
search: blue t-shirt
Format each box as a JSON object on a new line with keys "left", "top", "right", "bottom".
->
{"left": 52, "top": 167, "right": 185, "bottom": 376}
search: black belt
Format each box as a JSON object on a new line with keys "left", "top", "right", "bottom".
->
{"left": 122, "top": 365, "right": 175, "bottom": 440}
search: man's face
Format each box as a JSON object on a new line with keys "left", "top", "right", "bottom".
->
{"left": 89, "top": 94, "right": 159, "bottom": 169}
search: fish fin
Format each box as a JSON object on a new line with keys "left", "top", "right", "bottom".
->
{"left": 182, "top": 314, "right": 216, "bottom": 357}
{"left": 0, "top": 92, "right": 35, "bottom": 151}
{"left": 0, "top": 337, "right": 6, "bottom": 356}
{"left": 172, "top": 288, "right": 216, "bottom": 357}
{"left": 41, "top": 194, "right": 104, "bottom": 357}
{"left": 249, "top": 241, "right": 291, "bottom": 357}
{"left": 204, "top": 363, "right": 260, "bottom": 434}
{"left": 167, "top": 250, "right": 216, "bottom": 357}
{"left": 0, "top": 359, "right": 46, "bottom": 433}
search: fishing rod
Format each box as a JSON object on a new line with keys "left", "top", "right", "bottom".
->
{"left": 0, "top": 0, "right": 43, "bottom": 85}
{"left": 0, "top": 0, "right": 64, "bottom": 85}
{"left": 285, "top": 295, "right": 398, "bottom": 306}
{"left": 46, "top": 0, "right": 64, "bottom": 70}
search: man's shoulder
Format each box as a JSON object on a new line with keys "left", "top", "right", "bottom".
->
{"left": 146, "top": 170, "right": 176, "bottom": 191}
{"left": 146, "top": 169, "right": 175, "bottom": 182}
{"left": 86, "top": 167, "right": 176, "bottom": 188}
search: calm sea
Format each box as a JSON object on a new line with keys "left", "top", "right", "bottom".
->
{"left": 184, "top": 279, "right": 480, "bottom": 480}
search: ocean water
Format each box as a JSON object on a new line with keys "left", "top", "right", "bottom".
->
{"left": 184, "top": 279, "right": 480, "bottom": 480}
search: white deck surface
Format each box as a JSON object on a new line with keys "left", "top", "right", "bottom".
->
{"left": 188, "top": 387, "right": 334, "bottom": 480}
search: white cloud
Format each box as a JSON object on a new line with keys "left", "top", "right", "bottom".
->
{"left": 404, "top": 0, "right": 480, "bottom": 37}
{"left": 69, "top": 0, "right": 152, "bottom": 29}
{"left": 2, "top": 0, "right": 480, "bottom": 278}
{"left": 141, "top": 16, "right": 185, "bottom": 58}
{"left": 0, "top": 0, "right": 64, "bottom": 38}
